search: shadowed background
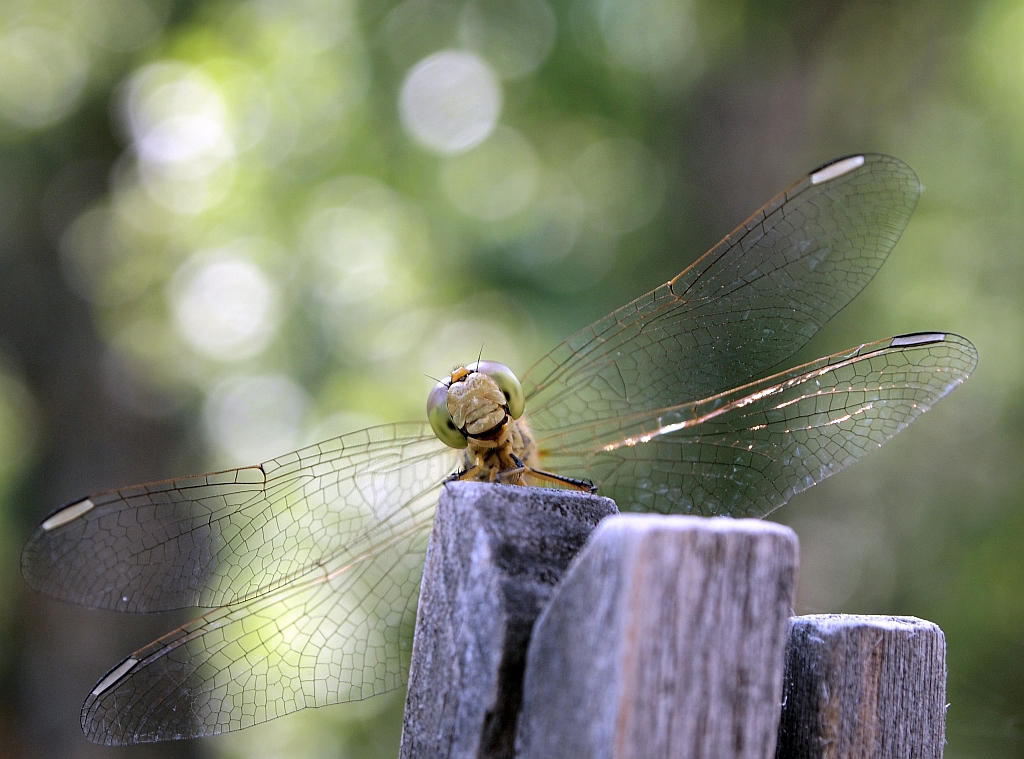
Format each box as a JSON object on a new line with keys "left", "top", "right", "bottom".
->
{"left": 0, "top": 0, "right": 1019, "bottom": 756}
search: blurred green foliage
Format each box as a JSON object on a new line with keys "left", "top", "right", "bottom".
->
{"left": 1, "top": 0, "right": 1023, "bottom": 756}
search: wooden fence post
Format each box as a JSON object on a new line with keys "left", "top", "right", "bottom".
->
{"left": 775, "top": 615, "right": 947, "bottom": 759}
{"left": 399, "top": 482, "right": 618, "bottom": 759}
{"left": 515, "top": 514, "right": 799, "bottom": 759}
{"left": 400, "top": 487, "right": 947, "bottom": 758}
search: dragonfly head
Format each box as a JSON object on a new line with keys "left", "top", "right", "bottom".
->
{"left": 428, "top": 361, "right": 524, "bottom": 449}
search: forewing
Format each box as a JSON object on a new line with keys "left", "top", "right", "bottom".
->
{"left": 537, "top": 333, "right": 977, "bottom": 517}
{"left": 524, "top": 154, "right": 921, "bottom": 432}
{"left": 22, "top": 423, "right": 458, "bottom": 612}
{"left": 79, "top": 477, "right": 438, "bottom": 744}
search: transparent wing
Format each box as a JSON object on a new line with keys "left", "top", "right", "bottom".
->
{"left": 536, "top": 333, "right": 977, "bottom": 517}
{"left": 79, "top": 483, "right": 438, "bottom": 744}
{"left": 524, "top": 154, "right": 921, "bottom": 432}
{"left": 78, "top": 485, "right": 432, "bottom": 745}
{"left": 22, "top": 423, "right": 459, "bottom": 612}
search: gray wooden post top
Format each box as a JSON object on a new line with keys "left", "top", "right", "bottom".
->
{"left": 787, "top": 613, "right": 939, "bottom": 633}
{"left": 400, "top": 481, "right": 618, "bottom": 759}
{"left": 776, "top": 614, "right": 947, "bottom": 759}
{"left": 516, "top": 511, "right": 799, "bottom": 759}
{"left": 595, "top": 512, "right": 798, "bottom": 538}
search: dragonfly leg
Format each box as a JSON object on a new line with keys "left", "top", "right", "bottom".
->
{"left": 445, "top": 463, "right": 485, "bottom": 484}
{"left": 522, "top": 465, "right": 598, "bottom": 494}
{"left": 495, "top": 454, "right": 528, "bottom": 485}
{"left": 496, "top": 465, "right": 526, "bottom": 485}
{"left": 446, "top": 455, "right": 596, "bottom": 494}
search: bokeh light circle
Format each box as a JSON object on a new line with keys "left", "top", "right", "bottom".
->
{"left": 399, "top": 50, "right": 502, "bottom": 154}
{"left": 596, "top": 0, "right": 697, "bottom": 75}
{"left": 170, "top": 246, "right": 280, "bottom": 361}
{"left": 458, "top": 0, "right": 557, "bottom": 80}
{"left": 572, "top": 137, "right": 665, "bottom": 233}
{"left": 203, "top": 374, "right": 309, "bottom": 465}
{"left": 305, "top": 206, "right": 402, "bottom": 306}
{"left": 0, "top": 27, "right": 88, "bottom": 129}
{"left": 440, "top": 126, "right": 539, "bottom": 220}
{"left": 124, "top": 62, "right": 237, "bottom": 213}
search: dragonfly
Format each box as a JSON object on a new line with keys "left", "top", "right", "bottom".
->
{"left": 22, "top": 153, "right": 977, "bottom": 744}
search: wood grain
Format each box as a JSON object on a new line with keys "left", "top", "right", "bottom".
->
{"left": 775, "top": 615, "right": 946, "bottom": 759}
{"left": 399, "top": 481, "right": 617, "bottom": 759}
{"left": 515, "top": 514, "right": 798, "bottom": 759}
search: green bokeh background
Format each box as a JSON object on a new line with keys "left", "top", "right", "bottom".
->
{"left": 0, "top": 0, "right": 1021, "bottom": 756}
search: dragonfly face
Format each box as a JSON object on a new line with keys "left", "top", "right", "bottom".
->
{"left": 427, "top": 361, "right": 595, "bottom": 491}
{"left": 427, "top": 360, "right": 525, "bottom": 446}
{"left": 21, "top": 154, "right": 978, "bottom": 744}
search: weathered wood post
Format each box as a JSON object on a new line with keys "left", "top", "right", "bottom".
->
{"left": 401, "top": 485, "right": 948, "bottom": 758}
{"left": 399, "top": 482, "right": 618, "bottom": 759}
{"left": 515, "top": 514, "right": 799, "bottom": 759}
{"left": 775, "top": 615, "right": 947, "bottom": 759}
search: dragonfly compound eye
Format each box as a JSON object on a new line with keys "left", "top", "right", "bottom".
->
{"left": 427, "top": 380, "right": 469, "bottom": 449}
{"left": 466, "top": 360, "right": 524, "bottom": 419}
